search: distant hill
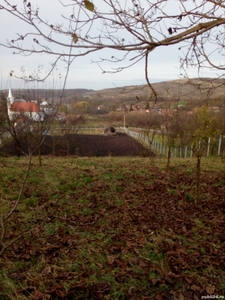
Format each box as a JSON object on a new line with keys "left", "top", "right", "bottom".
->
{"left": 1, "top": 78, "right": 224, "bottom": 110}
{"left": 78, "top": 77, "right": 225, "bottom": 102}
{"left": 0, "top": 88, "right": 93, "bottom": 103}
{"left": 71, "top": 77, "right": 225, "bottom": 110}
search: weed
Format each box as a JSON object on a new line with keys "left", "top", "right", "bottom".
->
{"left": 157, "top": 214, "right": 162, "bottom": 220}
{"left": 27, "top": 176, "right": 40, "bottom": 184}
{"left": 67, "top": 262, "right": 81, "bottom": 272}
{"left": 146, "top": 180, "right": 153, "bottom": 185}
{"left": 114, "top": 185, "right": 123, "bottom": 193}
{"left": 177, "top": 235, "right": 189, "bottom": 246}
{"left": 103, "top": 173, "right": 113, "bottom": 181}
{"left": 110, "top": 290, "right": 126, "bottom": 299}
{"left": 115, "top": 198, "right": 123, "bottom": 206}
{"left": 169, "top": 166, "right": 177, "bottom": 171}
{"left": 25, "top": 197, "right": 38, "bottom": 207}
{"left": 180, "top": 184, "right": 189, "bottom": 190}
{"left": 193, "top": 219, "right": 206, "bottom": 229}
{"left": 214, "top": 180, "right": 224, "bottom": 187}
{"left": 169, "top": 189, "right": 177, "bottom": 195}
{"left": 82, "top": 174, "right": 93, "bottom": 184}
{"left": 141, "top": 242, "right": 164, "bottom": 263}
{"left": 44, "top": 221, "right": 65, "bottom": 236}
{"left": 115, "top": 173, "right": 125, "bottom": 180}
{"left": 186, "top": 192, "right": 195, "bottom": 202}
{"left": 101, "top": 273, "right": 118, "bottom": 285}
{"left": 158, "top": 283, "right": 170, "bottom": 293}
{"left": 149, "top": 270, "right": 161, "bottom": 279}
{"left": 80, "top": 207, "right": 94, "bottom": 216}
{"left": 219, "top": 278, "right": 225, "bottom": 293}
{"left": 200, "top": 247, "right": 206, "bottom": 254}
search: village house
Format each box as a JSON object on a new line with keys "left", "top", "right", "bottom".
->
{"left": 7, "top": 88, "right": 44, "bottom": 122}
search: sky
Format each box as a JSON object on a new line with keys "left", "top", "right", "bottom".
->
{"left": 0, "top": 0, "right": 224, "bottom": 91}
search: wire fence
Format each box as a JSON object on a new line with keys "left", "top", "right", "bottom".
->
{"left": 124, "top": 127, "right": 224, "bottom": 158}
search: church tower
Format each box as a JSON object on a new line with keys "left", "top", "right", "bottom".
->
{"left": 7, "top": 87, "right": 14, "bottom": 105}
{"left": 7, "top": 87, "right": 14, "bottom": 118}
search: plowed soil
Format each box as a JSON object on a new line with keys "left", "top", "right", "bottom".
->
{"left": 1, "top": 133, "right": 155, "bottom": 157}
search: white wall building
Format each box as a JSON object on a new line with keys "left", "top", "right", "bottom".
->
{"left": 7, "top": 88, "right": 44, "bottom": 122}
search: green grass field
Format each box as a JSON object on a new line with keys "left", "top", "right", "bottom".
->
{"left": 0, "top": 156, "right": 224, "bottom": 299}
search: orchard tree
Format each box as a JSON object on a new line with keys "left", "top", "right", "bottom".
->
{"left": 161, "top": 108, "right": 187, "bottom": 168}
{"left": 2, "top": 103, "right": 48, "bottom": 164}
{"left": 137, "top": 112, "right": 162, "bottom": 154}
{"left": 0, "top": 0, "right": 225, "bottom": 98}
{"left": 0, "top": 98, "right": 48, "bottom": 255}
{"left": 188, "top": 105, "right": 219, "bottom": 204}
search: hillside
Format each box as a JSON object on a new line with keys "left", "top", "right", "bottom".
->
{"left": 1, "top": 78, "right": 225, "bottom": 110}
{"left": 78, "top": 77, "right": 225, "bottom": 106}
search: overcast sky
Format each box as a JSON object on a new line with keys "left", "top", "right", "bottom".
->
{"left": 0, "top": 0, "right": 223, "bottom": 91}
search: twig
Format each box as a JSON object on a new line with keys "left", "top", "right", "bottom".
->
{"left": 0, "top": 230, "right": 30, "bottom": 256}
{"left": 5, "top": 154, "right": 32, "bottom": 220}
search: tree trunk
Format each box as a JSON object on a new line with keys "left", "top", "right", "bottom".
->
{"left": 52, "top": 136, "right": 55, "bottom": 157}
{"left": 67, "top": 140, "right": 70, "bottom": 156}
{"left": 15, "top": 140, "right": 21, "bottom": 157}
{"left": 196, "top": 156, "right": 201, "bottom": 205}
{"left": 167, "top": 146, "right": 171, "bottom": 169}
{"left": 38, "top": 147, "right": 42, "bottom": 166}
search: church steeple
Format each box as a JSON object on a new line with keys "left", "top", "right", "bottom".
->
{"left": 7, "top": 86, "right": 14, "bottom": 118}
{"left": 8, "top": 87, "right": 12, "bottom": 98}
{"left": 7, "top": 86, "right": 14, "bottom": 106}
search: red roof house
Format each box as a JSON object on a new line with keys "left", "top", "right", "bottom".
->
{"left": 7, "top": 88, "right": 44, "bottom": 121}
{"left": 10, "top": 102, "right": 41, "bottom": 113}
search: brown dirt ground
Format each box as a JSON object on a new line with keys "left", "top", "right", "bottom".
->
{"left": 1, "top": 133, "right": 155, "bottom": 157}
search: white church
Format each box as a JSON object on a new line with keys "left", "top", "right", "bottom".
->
{"left": 7, "top": 88, "right": 44, "bottom": 122}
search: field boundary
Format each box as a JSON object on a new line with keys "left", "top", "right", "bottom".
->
{"left": 125, "top": 127, "right": 224, "bottom": 158}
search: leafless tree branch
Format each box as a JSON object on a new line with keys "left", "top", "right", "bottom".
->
{"left": 0, "top": 0, "right": 224, "bottom": 88}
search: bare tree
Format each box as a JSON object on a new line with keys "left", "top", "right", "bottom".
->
{"left": 136, "top": 112, "right": 162, "bottom": 152}
{"left": 0, "top": 1, "right": 225, "bottom": 99}
{"left": 0, "top": 107, "right": 48, "bottom": 255}
{"left": 0, "top": 59, "right": 72, "bottom": 256}
{"left": 160, "top": 108, "right": 187, "bottom": 168}
{"left": 55, "top": 115, "right": 84, "bottom": 156}
{"left": 187, "top": 105, "right": 219, "bottom": 204}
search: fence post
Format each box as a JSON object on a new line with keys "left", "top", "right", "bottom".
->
{"left": 171, "top": 147, "right": 173, "bottom": 158}
{"left": 207, "top": 137, "right": 210, "bottom": 157}
{"left": 218, "top": 135, "right": 222, "bottom": 156}
{"left": 185, "top": 146, "right": 187, "bottom": 158}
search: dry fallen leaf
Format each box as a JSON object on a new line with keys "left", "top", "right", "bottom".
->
{"left": 41, "top": 266, "right": 52, "bottom": 275}
{"left": 190, "top": 284, "right": 201, "bottom": 292}
{"left": 107, "top": 255, "right": 116, "bottom": 265}
{"left": 206, "top": 285, "right": 215, "bottom": 294}
{"left": 176, "top": 291, "right": 185, "bottom": 300}
{"left": 155, "top": 292, "right": 164, "bottom": 300}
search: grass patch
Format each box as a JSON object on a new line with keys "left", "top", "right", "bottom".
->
{"left": 0, "top": 156, "right": 224, "bottom": 299}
